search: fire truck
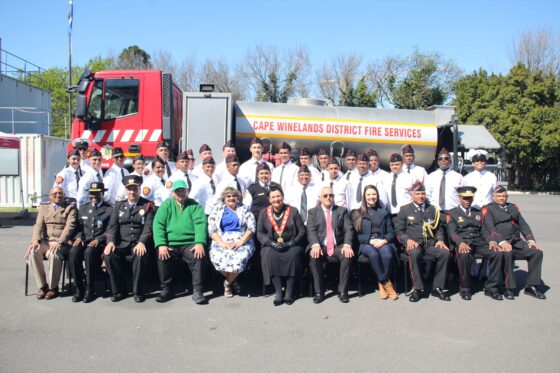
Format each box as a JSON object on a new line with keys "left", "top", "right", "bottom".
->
{"left": 71, "top": 69, "right": 495, "bottom": 172}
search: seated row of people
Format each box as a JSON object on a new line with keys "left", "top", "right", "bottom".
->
{"left": 27, "top": 172, "right": 546, "bottom": 305}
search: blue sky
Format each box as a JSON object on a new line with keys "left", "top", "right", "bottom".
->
{"left": 1, "top": 0, "right": 559, "bottom": 75}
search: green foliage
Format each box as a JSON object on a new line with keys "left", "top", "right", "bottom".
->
{"left": 117, "top": 45, "right": 152, "bottom": 70}
{"left": 453, "top": 64, "right": 560, "bottom": 189}
{"left": 340, "top": 80, "right": 377, "bottom": 107}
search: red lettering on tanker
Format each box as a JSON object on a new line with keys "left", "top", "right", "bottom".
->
{"left": 243, "top": 116, "right": 435, "bottom": 144}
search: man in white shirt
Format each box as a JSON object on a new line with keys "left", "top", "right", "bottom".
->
{"left": 271, "top": 142, "right": 299, "bottom": 192}
{"left": 238, "top": 137, "right": 274, "bottom": 186}
{"left": 426, "top": 148, "right": 464, "bottom": 212}
{"left": 285, "top": 165, "right": 319, "bottom": 225}
{"left": 54, "top": 149, "right": 83, "bottom": 203}
{"left": 368, "top": 148, "right": 389, "bottom": 179}
{"left": 343, "top": 149, "right": 358, "bottom": 181}
{"left": 322, "top": 158, "right": 351, "bottom": 209}
{"left": 77, "top": 149, "right": 105, "bottom": 208}
{"left": 401, "top": 144, "right": 428, "bottom": 184}
{"left": 316, "top": 148, "right": 330, "bottom": 182}
{"left": 297, "top": 148, "right": 322, "bottom": 185}
{"left": 189, "top": 156, "right": 217, "bottom": 215}
{"left": 191, "top": 144, "right": 213, "bottom": 179}
{"left": 213, "top": 140, "right": 237, "bottom": 185}
{"left": 348, "top": 153, "right": 389, "bottom": 211}
{"left": 145, "top": 141, "right": 177, "bottom": 178}
{"left": 383, "top": 153, "right": 413, "bottom": 216}
{"left": 103, "top": 147, "right": 129, "bottom": 205}
{"left": 211, "top": 155, "right": 247, "bottom": 213}
{"left": 158, "top": 151, "right": 198, "bottom": 203}
{"left": 463, "top": 152, "right": 497, "bottom": 209}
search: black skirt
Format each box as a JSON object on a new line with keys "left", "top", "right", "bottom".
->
{"left": 261, "top": 244, "right": 304, "bottom": 285}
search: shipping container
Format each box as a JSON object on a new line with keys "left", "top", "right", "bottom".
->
{"left": 0, "top": 134, "right": 69, "bottom": 208}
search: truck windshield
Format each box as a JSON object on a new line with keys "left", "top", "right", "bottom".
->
{"left": 103, "top": 79, "right": 139, "bottom": 120}
{"left": 87, "top": 80, "right": 103, "bottom": 121}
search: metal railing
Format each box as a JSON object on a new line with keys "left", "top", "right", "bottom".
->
{"left": 0, "top": 107, "right": 51, "bottom": 135}
{"left": 0, "top": 43, "right": 47, "bottom": 86}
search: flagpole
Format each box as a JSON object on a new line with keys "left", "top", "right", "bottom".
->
{"left": 68, "top": 0, "right": 73, "bottom": 138}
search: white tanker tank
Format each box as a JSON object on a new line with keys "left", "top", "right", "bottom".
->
{"left": 233, "top": 98, "right": 456, "bottom": 169}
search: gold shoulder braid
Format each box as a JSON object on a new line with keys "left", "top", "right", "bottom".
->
{"left": 422, "top": 207, "right": 440, "bottom": 244}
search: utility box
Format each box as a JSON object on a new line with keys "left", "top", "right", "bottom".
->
{"left": 182, "top": 92, "right": 233, "bottom": 163}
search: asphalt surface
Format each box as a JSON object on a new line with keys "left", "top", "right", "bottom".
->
{"left": 0, "top": 194, "right": 559, "bottom": 372}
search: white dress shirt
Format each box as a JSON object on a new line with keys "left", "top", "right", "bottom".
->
{"left": 103, "top": 164, "right": 129, "bottom": 205}
{"left": 463, "top": 169, "right": 497, "bottom": 209}
{"left": 348, "top": 171, "right": 389, "bottom": 211}
{"left": 426, "top": 168, "right": 464, "bottom": 211}
{"left": 189, "top": 173, "right": 216, "bottom": 215}
{"left": 404, "top": 163, "right": 428, "bottom": 184}
{"left": 284, "top": 182, "right": 320, "bottom": 224}
{"left": 77, "top": 168, "right": 104, "bottom": 208}
{"left": 54, "top": 165, "right": 83, "bottom": 199}
{"left": 141, "top": 173, "right": 168, "bottom": 206}
{"left": 210, "top": 173, "right": 247, "bottom": 213}
{"left": 321, "top": 174, "right": 352, "bottom": 209}
{"left": 382, "top": 171, "right": 413, "bottom": 214}
{"left": 238, "top": 158, "right": 274, "bottom": 186}
{"left": 271, "top": 161, "right": 299, "bottom": 192}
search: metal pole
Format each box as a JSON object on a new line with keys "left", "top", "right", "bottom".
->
{"left": 452, "top": 114, "right": 459, "bottom": 171}
{"left": 68, "top": 30, "right": 73, "bottom": 132}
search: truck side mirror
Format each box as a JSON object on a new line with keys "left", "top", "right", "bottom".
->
{"left": 75, "top": 94, "right": 87, "bottom": 119}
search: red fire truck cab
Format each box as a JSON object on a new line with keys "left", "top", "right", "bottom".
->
{"left": 71, "top": 69, "right": 182, "bottom": 169}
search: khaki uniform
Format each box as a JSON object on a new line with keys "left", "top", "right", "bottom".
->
{"left": 29, "top": 202, "right": 78, "bottom": 290}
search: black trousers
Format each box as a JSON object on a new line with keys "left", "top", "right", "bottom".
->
{"left": 407, "top": 243, "right": 450, "bottom": 290}
{"left": 104, "top": 244, "right": 148, "bottom": 295}
{"left": 157, "top": 244, "right": 205, "bottom": 293}
{"left": 68, "top": 244, "right": 103, "bottom": 292}
{"left": 503, "top": 239, "right": 544, "bottom": 289}
{"left": 309, "top": 245, "right": 353, "bottom": 294}
{"left": 455, "top": 243, "right": 503, "bottom": 292}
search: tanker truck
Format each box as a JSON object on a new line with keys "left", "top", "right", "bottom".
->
{"left": 70, "top": 69, "right": 461, "bottom": 171}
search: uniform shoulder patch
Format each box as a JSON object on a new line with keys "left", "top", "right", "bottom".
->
{"left": 143, "top": 168, "right": 150, "bottom": 175}
{"left": 56, "top": 176, "right": 64, "bottom": 184}
{"left": 166, "top": 181, "right": 173, "bottom": 189}
{"left": 142, "top": 187, "right": 151, "bottom": 195}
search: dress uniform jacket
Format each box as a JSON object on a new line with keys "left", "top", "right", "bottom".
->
{"left": 105, "top": 197, "right": 155, "bottom": 249}
{"left": 482, "top": 202, "right": 543, "bottom": 288}
{"left": 243, "top": 181, "right": 281, "bottom": 220}
{"left": 32, "top": 201, "right": 78, "bottom": 245}
{"left": 75, "top": 201, "right": 113, "bottom": 244}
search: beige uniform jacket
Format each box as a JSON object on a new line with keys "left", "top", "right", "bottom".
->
{"left": 31, "top": 202, "right": 78, "bottom": 244}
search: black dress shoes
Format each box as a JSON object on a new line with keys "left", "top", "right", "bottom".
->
{"left": 409, "top": 289, "right": 422, "bottom": 302}
{"left": 192, "top": 291, "right": 208, "bottom": 305}
{"left": 273, "top": 293, "right": 283, "bottom": 306}
{"left": 111, "top": 293, "right": 125, "bottom": 302}
{"left": 284, "top": 297, "right": 294, "bottom": 305}
{"left": 134, "top": 294, "right": 145, "bottom": 303}
{"left": 460, "top": 289, "right": 472, "bottom": 301}
{"left": 484, "top": 290, "right": 503, "bottom": 300}
{"left": 338, "top": 292, "right": 350, "bottom": 303}
{"left": 156, "top": 290, "right": 174, "bottom": 303}
{"left": 524, "top": 286, "right": 546, "bottom": 299}
{"left": 72, "top": 290, "right": 84, "bottom": 303}
{"left": 83, "top": 291, "right": 95, "bottom": 303}
{"left": 431, "top": 287, "right": 450, "bottom": 301}
{"left": 312, "top": 293, "right": 325, "bottom": 304}
{"left": 503, "top": 289, "right": 515, "bottom": 300}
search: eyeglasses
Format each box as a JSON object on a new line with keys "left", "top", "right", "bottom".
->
{"left": 321, "top": 193, "right": 335, "bottom": 198}
{"left": 51, "top": 192, "right": 63, "bottom": 196}
{"left": 114, "top": 155, "right": 124, "bottom": 159}
{"left": 438, "top": 157, "right": 450, "bottom": 161}
{"left": 188, "top": 158, "right": 195, "bottom": 161}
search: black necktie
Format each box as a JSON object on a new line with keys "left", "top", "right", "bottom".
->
{"left": 391, "top": 174, "right": 398, "bottom": 208}
{"left": 185, "top": 173, "right": 192, "bottom": 189}
{"left": 439, "top": 171, "right": 446, "bottom": 210}
{"left": 234, "top": 177, "right": 241, "bottom": 192}
{"left": 165, "top": 162, "right": 172, "bottom": 177}
{"left": 75, "top": 169, "right": 81, "bottom": 190}
{"left": 346, "top": 171, "right": 351, "bottom": 180}
{"left": 160, "top": 178, "right": 165, "bottom": 186}
{"left": 210, "top": 179, "right": 216, "bottom": 194}
{"left": 407, "top": 165, "right": 411, "bottom": 173}
{"left": 265, "top": 183, "right": 270, "bottom": 192}
{"left": 97, "top": 173, "right": 101, "bottom": 181}
{"left": 301, "top": 186, "right": 307, "bottom": 223}
{"left": 321, "top": 172, "right": 325, "bottom": 181}
{"left": 330, "top": 181, "right": 333, "bottom": 189}
{"left": 121, "top": 168, "right": 125, "bottom": 179}
{"left": 356, "top": 176, "right": 363, "bottom": 203}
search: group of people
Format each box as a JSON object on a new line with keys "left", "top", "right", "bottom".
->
{"left": 25, "top": 137, "right": 546, "bottom": 306}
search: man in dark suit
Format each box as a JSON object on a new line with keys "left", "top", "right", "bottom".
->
{"left": 69, "top": 182, "right": 113, "bottom": 303}
{"left": 482, "top": 186, "right": 545, "bottom": 299}
{"left": 446, "top": 186, "right": 504, "bottom": 301}
{"left": 394, "top": 181, "right": 451, "bottom": 302}
{"left": 307, "top": 186, "right": 355, "bottom": 303}
{"left": 104, "top": 175, "right": 155, "bottom": 303}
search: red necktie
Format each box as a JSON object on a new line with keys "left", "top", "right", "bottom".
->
{"left": 325, "top": 208, "right": 335, "bottom": 256}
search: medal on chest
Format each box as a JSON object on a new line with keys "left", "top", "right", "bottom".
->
{"left": 266, "top": 206, "right": 291, "bottom": 243}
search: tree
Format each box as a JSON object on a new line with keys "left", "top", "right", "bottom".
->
{"left": 316, "top": 53, "right": 377, "bottom": 107}
{"left": 245, "top": 45, "right": 310, "bottom": 102}
{"left": 369, "top": 48, "right": 462, "bottom": 109}
{"left": 200, "top": 58, "right": 247, "bottom": 101}
{"left": 117, "top": 45, "right": 152, "bottom": 70}
{"left": 510, "top": 29, "right": 560, "bottom": 76}
{"left": 453, "top": 64, "right": 560, "bottom": 189}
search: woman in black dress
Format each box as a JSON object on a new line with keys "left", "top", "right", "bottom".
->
{"left": 257, "top": 186, "right": 306, "bottom": 306}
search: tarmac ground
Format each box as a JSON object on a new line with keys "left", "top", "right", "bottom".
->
{"left": 0, "top": 194, "right": 559, "bottom": 372}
